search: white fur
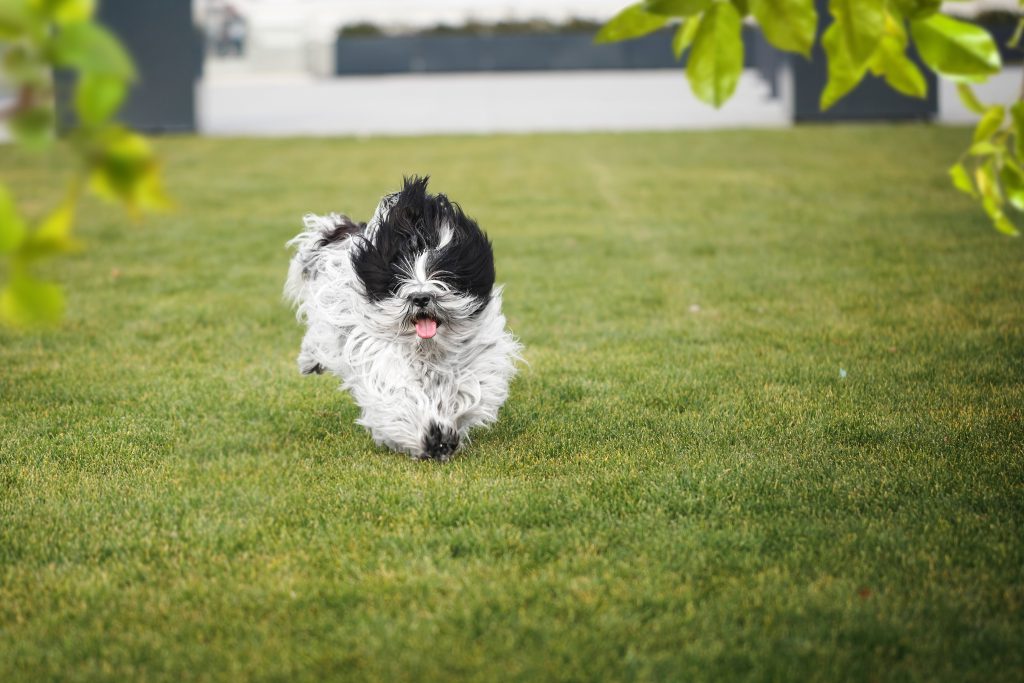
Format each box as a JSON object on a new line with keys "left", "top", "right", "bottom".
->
{"left": 284, "top": 210, "right": 522, "bottom": 459}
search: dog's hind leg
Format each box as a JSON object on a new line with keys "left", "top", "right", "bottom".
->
{"left": 297, "top": 341, "right": 324, "bottom": 375}
{"left": 296, "top": 321, "right": 341, "bottom": 377}
{"left": 299, "top": 358, "right": 324, "bottom": 375}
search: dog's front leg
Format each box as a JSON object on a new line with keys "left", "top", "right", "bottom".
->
{"left": 419, "top": 420, "right": 460, "bottom": 461}
{"left": 412, "top": 371, "right": 467, "bottom": 462}
{"left": 350, "top": 383, "right": 457, "bottom": 461}
{"left": 418, "top": 375, "right": 502, "bottom": 461}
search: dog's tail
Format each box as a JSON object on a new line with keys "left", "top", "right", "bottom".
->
{"left": 284, "top": 212, "right": 364, "bottom": 310}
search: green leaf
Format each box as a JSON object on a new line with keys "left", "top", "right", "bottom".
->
{"left": 731, "top": 0, "right": 750, "bottom": 15}
{"left": 644, "top": 0, "right": 710, "bottom": 16}
{"left": 749, "top": 0, "right": 817, "bottom": 57}
{"left": 51, "top": 21, "right": 136, "bottom": 79}
{"left": 910, "top": 14, "right": 1001, "bottom": 83}
{"left": 1004, "top": 155, "right": 1023, "bottom": 176}
{"left": 0, "top": 185, "right": 27, "bottom": 254}
{"left": 976, "top": 162, "right": 1001, "bottom": 202}
{"left": 0, "top": 271, "right": 65, "bottom": 327}
{"left": 819, "top": 0, "right": 886, "bottom": 109}
{"left": 0, "top": 2, "right": 33, "bottom": 39}
{"left": 956, "top": 83, "right": 986, "bottom": 115}
{"left": 53, "top": 0, "right": 95, "bottom": 24}
{"left": 949, "top": 162, "right": 976, "bottom": 198}
{"left": 89, "top": 127, "right": 153, "bottom": 195}
{"left": 820, "top": 20, "right": 868, "bottom": 109}
{"left": 75, "top": 73, "right": 126, "bottom": 126}
{"left": 672, "top": 16, "right": 701, "bottom": 60}
{"left": 1009, "top": 17, "right": 1024, "bottom": 49}
{"left": 30, "top": 0, "right": 96, "bottom": 24}
{"left": 27, "top": 199, "right": 81, "bottom": 256}
{"left": 974, "top": 161, "right": 1018, "bottom": 235}
{"left": 969, "top": 140, "right": 999, "bottom": 156}
{"left": 687, "top": 1, "right": 744, "bottom": 107}
{"left": 981, "top": 196, "right": 1020, "bottom": 235}
{"left": 877, "top": 48, "right": 927, "bottom": 98}
{"left": 829, "top": 0, "right": 886, "bottom": 66}
{"left": 132, "top": 167, "right": 172, "bottom": 212}
{"left": 1011, "top": 101, "right": 1024, "bottom": 160}
{"left": 9, "top": 104, "right": 55, "bottom": 149}
{"left": 1000, "top": 162, "right": 1024, "bottom": 212}
{"left": 595, "top": 3, "right": 669, "bottom": 43}
{"left": 973, "top": 105, "right": 1005, "bottom": 143}
{"left": 888, "top": 0, "right": 941, "bottom": 20}
{"left": 88, "top": 128, "right": 171, "bottom": 212}
{"left": 868, "top": 15, "right": 926, "bottom": 99}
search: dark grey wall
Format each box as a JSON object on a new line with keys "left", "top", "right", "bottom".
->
{"left": 336, "top": 28, "right": 763, "bottom": 76}
{"left": 97, "top": 0, "right": 204, "bottom": 132}
{"left": 791, "top": 0, "right": 937, "bottom": 122}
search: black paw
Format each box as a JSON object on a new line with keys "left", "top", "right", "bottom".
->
{"left": 301, "top": 362, "right": 324, "bottom": 375}
{"left": 419, "top": 422, "right": 459, "bottom": 462}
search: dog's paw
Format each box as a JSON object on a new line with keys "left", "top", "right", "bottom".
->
{"left": 419, "top": 422, "right": 459, "bottom": 462}
{"left": 300, "top": 360, "right": 325, "bottom": 375}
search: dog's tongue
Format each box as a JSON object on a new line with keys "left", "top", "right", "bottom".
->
{"left": 415, "top": 318, "right": 437, "bottom": 339}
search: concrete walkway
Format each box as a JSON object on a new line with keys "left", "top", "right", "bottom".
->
{"left": 197, "top": 68, "right": 792, "bottom": 137}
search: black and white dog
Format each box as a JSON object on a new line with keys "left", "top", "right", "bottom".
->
{"left": 285, "top": 177, "right": 521, "bottom": 460}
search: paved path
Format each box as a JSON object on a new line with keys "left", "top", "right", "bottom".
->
{"left": 197, "top": 68, "right": 792, "bottom": 136}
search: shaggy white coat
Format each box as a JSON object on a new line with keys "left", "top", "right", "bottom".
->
{"left": 284, "top": 203, "right": 521, "bottom": 459}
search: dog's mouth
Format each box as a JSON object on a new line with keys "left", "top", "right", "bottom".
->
{"left": 413, "top": 315, "right": 438, "bottom": 340}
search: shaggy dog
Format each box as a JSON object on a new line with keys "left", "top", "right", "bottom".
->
{"left": 284, "top": 177, "right": 521, "bottom": 460}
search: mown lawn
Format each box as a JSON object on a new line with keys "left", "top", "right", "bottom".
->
{"left": 1, "top": 126, "right": 1022, "bottom": 682}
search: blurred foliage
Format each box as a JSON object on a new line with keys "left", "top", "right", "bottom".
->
{"left": 598, "top": 0, "right": 1024, "bottom": 236}
{"left": 0, "top": 0, "right": 169, "bottom": 328}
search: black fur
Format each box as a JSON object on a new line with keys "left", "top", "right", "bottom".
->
{"left": 316, "top": 215, "right": 364, "bottom": 249}
{"left": 302, "top": 215, "right": 365, "bottom": 279}
{"left": 301, "top": 362, "right": 325, "bottom": 375}
{"left": 421, "top": 421, "right": 459, "bottom": 461}
{"left": 351, "top": 176, "right": 495, "bottom": 307}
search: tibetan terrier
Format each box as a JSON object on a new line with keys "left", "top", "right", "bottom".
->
{"left": 284, "top": 177, "right": 521, "bottom": 461}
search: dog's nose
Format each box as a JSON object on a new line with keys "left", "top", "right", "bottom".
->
{"left": 411, "top": 294, "right": 431, "bottom": 308}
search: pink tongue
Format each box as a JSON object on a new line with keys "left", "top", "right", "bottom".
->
{"left": 415, "top": 318, "right": 437, "bottom": 339}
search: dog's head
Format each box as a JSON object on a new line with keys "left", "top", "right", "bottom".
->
{"left": 350, "top": 176, "right": 495, "bottom": 341}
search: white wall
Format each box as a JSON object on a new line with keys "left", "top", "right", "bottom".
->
{"left": 199, "top": 0, "right": 633, "bottom": 75}
{"left": 938, "top": 66, "right": 1023, "bottom": 124}
{"left": 196, "top": 0, "right": 1022, "bottom": 76}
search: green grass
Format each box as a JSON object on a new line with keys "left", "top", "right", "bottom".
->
{"left": 1, "top": 126, "right": 1022, "bottom": 682}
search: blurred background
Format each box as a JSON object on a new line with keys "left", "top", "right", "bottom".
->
{"left": 0, "top": 0, "right": 1021, "bottom": 138}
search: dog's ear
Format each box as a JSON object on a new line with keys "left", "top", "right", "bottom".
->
{"left": 432, "top": 212, "right": 495, "bottom": 302}
{"left": 315, "top": 215, "right": 363, "bottom": 249}
{"left": 351, "top": 237, "right": 396, "bottom": 302}
{"left": 388, "top": 176, "right": 435, "bottom": 242}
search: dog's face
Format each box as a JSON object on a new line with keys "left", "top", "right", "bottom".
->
{"left": 350, "top": 177, "right": 495, "bottom": 341}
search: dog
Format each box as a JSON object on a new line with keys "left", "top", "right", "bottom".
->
{"left": 284, "top": 177, "right": 521, "bottom": 461}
